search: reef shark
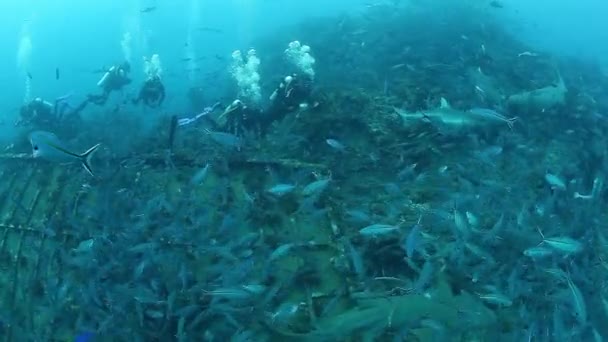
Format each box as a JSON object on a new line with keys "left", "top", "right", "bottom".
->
{"left": 506, "top": 71, "right": 567, "bottom": 112}
{"left": 394, "top": 98, "right": 517, "bottom": 128}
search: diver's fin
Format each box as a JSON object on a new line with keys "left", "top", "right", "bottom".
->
{"left": 79, "top": 143, "right": 101, "bottom": 177}
{"left": 440, "top": 97, "right": 451, "bottom": 108}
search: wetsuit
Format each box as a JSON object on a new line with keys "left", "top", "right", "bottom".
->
{"left": 88, "top": 64, "right": 132, "bottom": 106}
{"left": 16, "top": 96, "right": 86, "bottom": 136}
{"left": 133, "top": 75, "right": 166, "bottom": 107}
{"left": 265, "top": 74, "right": 313, "bottom": 123}
{"left": 18, "top": 98, "right": 55, "bottom": 128}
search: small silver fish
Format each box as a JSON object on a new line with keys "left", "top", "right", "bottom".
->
{"left": 267, "top": 184, "right": 296, "bottom": 196}
{"left": 301, "top": 178, "right": 330, "bottom": 196}
{"left": 523, "top": 246, "right": 553, "bottom": 258}
{"left": 453, "top": 209, "right": 469, "bottom": 236}
{"left": 475, "top": 146, "right": 503, "bottom": 161}
{"left": 326, "top": 139, "right": 345, "bottom": 151}
{"left": 465, "top": 211, "right": 479, "bottom": 227}
{"left": 477, "top": 292, "right": 513, "bottom": 306}
{"left": 270, "top": 302, "right": 299, "bottom": 324}
{"left": 145, "top": 310, "right": 164, "bottom": 319}
{"left": 545, "top": 172, "right": 566, "bottom": 190}
{"left": 29, "top": 131, "right": 100, "bottom": 176}
{"left": 517, "top": 51, "right": 539, "bottom": 57}
{"left": 203, "top": 285, "right": 265, "bottom": 299}
{"left": 404, "top": 215, "right": 422, "bottom": 258}
{"left": 475, "top": 85, "right": 486, "bottom": 95}
{"left": 545, "top": 269, "right": 587, "bottom": 324}
{"left": 73, "top": 238, "right": 95, "bottom": 253}
{"left": 190, "top": 163, "right": 211, "bottom": 185}
{"left": 574, "top": 192, "right": 593, "bottom": 200}
{"left": 359, "top": 224, "right": 399, "bottom": 236}
{"left": 565, "top": 276, "right": 587, "bottom": 324}
{"left": 543, "top": 236, "right": 583, "bottom": 254}
{"left": 538, "top": 228, "right": 583, "bottom": 254}
{"left": 269, "top": 243, "right": 295, "bottom": 261}
{"left": 205, "top": 129, "right": 242, "bottom": 150}
{"left": 345, "top": 209, "right": 371, "bottom": 223}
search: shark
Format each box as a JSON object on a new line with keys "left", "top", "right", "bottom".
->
{"left": 394, "top": 98, "right": 517, "bottom": 129}
{"left": 506, "top": 71, "right": 567, "bottom": 112}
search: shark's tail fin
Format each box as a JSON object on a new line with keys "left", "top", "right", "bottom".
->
{"left": 79, "top": 143, "right": 101, "bottom": 177}
{"left": 555, "top": 68, "right": 566, "bottom": 90}
{"left": 549, "top": 58, "right": 566, "bottom": 90}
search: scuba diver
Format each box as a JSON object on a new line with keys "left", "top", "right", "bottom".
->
{"left": 16, "top": 96, "right": 73, "bottom": 129}
{"left": 87, "top": 62, "right": 132, "bottom": 106}
{"left": 216, "top": 73, "right": 314, "bottom": 136}
{"left": 132, "top": 75, "right": 166, "bottom": 108}
{"left": 265, "top": 73, "right": 314, "bottom": 122}
{"left": 16, "top": 97, "right": 57, "bottom": 128}
{"left": 16, "top": 95, "right": 87, "bottom": 136}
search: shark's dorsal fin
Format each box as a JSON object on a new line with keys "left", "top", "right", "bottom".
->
{"left": 440, "top": 97, "right": 451, "bottom": 108}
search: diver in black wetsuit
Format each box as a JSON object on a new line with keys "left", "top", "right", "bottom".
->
{"left": 265, "top": 73, "right": 314, "bottom": 122}
{"left": 87, "top": 62, "right": 132, "bottom": 106}
{"left": 218, "top": 73, "right": 314, "bottom": 135}
{"left": 17, "top": 97, "right": 57, "bottom": 128}
{"left": 132, "top": 75, "right": 165, "bottom": 108}
{"left": 16, "top": 95, "right": 86, "bottom": 136}
{"left": 16, "top": 96, "right": 77, "bottom": 129}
